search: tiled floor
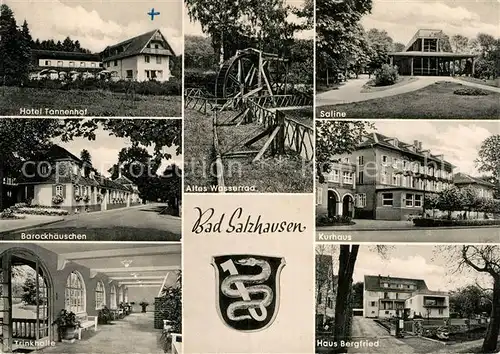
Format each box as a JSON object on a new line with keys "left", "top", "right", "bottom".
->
{"left": 35, "top": 312, "right": 164, "bottom": 354}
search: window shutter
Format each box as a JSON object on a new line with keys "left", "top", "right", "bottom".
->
{"left": 62, "top": 185, "right": 67, "bottom": 199}
{"left": 52, "top": 185, "right": 56, "bottom": 197}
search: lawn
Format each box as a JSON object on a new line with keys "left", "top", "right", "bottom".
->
{"left": 184, "top": 107, "right": 217, "bottom": 190}
{"left": 317, "top": 82, "right": 500, "bottom": 119}
{"left": 0, "top": 86, "right": 182, "bottom": 117}
{"left": 457, "top": 76, "right": 500, "bottom": 88}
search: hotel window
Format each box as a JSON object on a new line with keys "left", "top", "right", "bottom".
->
{"left": 406, "top": 193, "right": 414, "bottom": 207}
{"left": 381, "top": 172, "right": 388, "bottom": 184}
{"left": 383, "top": 283, "right": 388, "bottom": 287}
{"left": 382, "top": 193, "right": 393, "bottom": 206}
{"left": 156, "top": 56, "right": 161, "bottom": 64}
{"left": 80, "top": 62, "right": 85, "bottom": 67}
{"left": 45, "top": 60, "right": 51, "bottom": 66}
{"left": 57, "top": 60, "right": 63, "bottom": 67}
{"left": 74, "top": 185, "right": 81, "bottom": 196}
{"left": 439, "top": 309, "right": 444, "bottom": 315}
{"left": 110, "top": 285, "right": 117, "bottom": 309}
{"left": 316, "top": 187, "right": 323, "bottom": 205}
{"left": 327, "top": 170, "right": 339, "bottom": 182}
{"left": 145, "top": 55, "right": 150, "bottom": 63}
{"left": 126, "top": 70, "right": 133, "bottom": 79}
{"left": 114, "top": 60, "right": 118, "bottom": 66}
{"left": 370, "top": 301, "right": 376, "bottom": 307}
{"left": 357, "top": 156, "right": 364, "bottom": 165}
{"left": 343, "top": 157, "right": 350, "bottom": 164}
{"left": 414, "top": 195, "right": 422, "bottom": 207}
{"left": 95, "top": 281, "right": 105, "bottom": 309}
{"left": 155, "top": 44, "right": 159, "bottom": 49}
{"left": 69, "top": 61, "right": 75, "bottom": 67}
{"left": 392, "top": 174, "right": 400, "bottom": 186}
{"left": 107, "top": 62, "right": 110, "bottom": 68}
{"left": 65, "top": 271, "right": 86, "bottom": 314}
{"left": 55, "top": 185, "right": 63, "bottom": 196}
{"left": 392, "top": 158, "right": 399, "bottom": 169}
{"left": 403, "top": 160, "right": 408, "bottom": 170}
{"left": 413, "top": 162, "right": 419, "bottom": 173}
{"left": 343, "top": 171, "right": 353, "bottom": 184}
{"left": 358, "top": 171, "right": 364, "bottom": 184}
{"left": 355, "top": 193, "right": 366, "bottom": 208}
{"left": 382, "top": 155, "right": 388, "bottom": 166}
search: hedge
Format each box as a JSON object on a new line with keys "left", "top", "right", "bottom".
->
{"left": 24, "top": 78, "right": 181, "bottom": 96}
{"left": 316, "top": 215, "right": 355, "bottom": 226}
{"left": 13, "top": 207, "right": 69, "bottom": 216}
{"left": 413, "top": 218, "right": 500, "bottom": 227}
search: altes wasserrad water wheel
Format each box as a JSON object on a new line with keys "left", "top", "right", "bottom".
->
{"left": 215, "top": 48, "right": 289, "bottom": 99}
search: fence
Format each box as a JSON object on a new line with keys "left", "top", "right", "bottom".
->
{"left": 281, "top": 112, "right": 314, "bottom": 161}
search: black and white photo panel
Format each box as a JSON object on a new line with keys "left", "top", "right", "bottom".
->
{"left": 0, "top": 242, "right": 181, "bottom": 353}
{"left": 0, "top": 118, "right": 182, "bottom": 241}
{"left": 315, "top": 244, "right": 500, "bottom": 354}
{"left": 316, "top": 0, "right": 500, "bottom": 119}
{"left": 0, "top": 0, "right": 182, "bottom": 117}
{"left": 183, "top": 0, "right": 314, "bottom": 193}
{"left": 315, "top": 119, "right": 500, "bottom": 243}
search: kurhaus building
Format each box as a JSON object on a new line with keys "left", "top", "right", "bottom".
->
{"left": 10, "top": 145, "right": 142, "bottom": 214}
{"left": 363, "top": 275, "right": 449, "bottom": 320}
{"left": 30, "top": 29, "right": 175, "bottom": 82}
{"left": 389, "top": 29, "right": 476, "bottom": 76}
{"left": 0, "top": 243, "right": 181, "bottom": 352}
{"left": 316, "top": 132, "right": 455, "bottom": 221}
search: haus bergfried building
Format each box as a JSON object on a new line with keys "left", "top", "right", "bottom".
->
{"left": 316, "top": 132, "right": 456, "bottom": 221}
{"left": 30, "top": 29, "right": 175, "bottom": 82}
{"left": 7, "top": 145, "right": 142, "bottom": 214}
{"left": 364, "top": 275, "right": 449, "bottom": 320}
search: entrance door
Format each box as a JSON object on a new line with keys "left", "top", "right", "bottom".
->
{"left": 327, "top": 190, "right": 337, "bottom": 217}
{"left": 0, "top": 250, "right": 53, "bottom": 352}
{"left": 342, "top": 195, "right": 354, "bottom": 218}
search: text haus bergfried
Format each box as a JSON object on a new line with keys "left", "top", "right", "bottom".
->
{"left": 191, "top": 207, "right": 307, "bottom": 234}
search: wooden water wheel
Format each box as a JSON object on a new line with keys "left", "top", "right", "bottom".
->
{"left": 215, "top": 48, "right": 289, "bottom": 99}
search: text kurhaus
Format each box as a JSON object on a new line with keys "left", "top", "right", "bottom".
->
{"left": 191, "top": 207, "right": 307, "bottom": 234}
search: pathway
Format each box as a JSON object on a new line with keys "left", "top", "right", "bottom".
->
{"left": 349, "top": 317, "right": 415, "bottom": 353}
{"left": 316, "top": 75, "right": 500, "bottom": 106}
{"left": 35, "top": 312, "right": 164, "bottom": 354}
{"left": 0, "top": 215, "right": 63, "bottom": 234}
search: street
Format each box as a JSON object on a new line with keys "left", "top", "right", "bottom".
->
{"left": 317, "top": 227, "right": 500, "bottom": 243}
{"left": 3, "top": 203, "right": 181, "bottom": 241}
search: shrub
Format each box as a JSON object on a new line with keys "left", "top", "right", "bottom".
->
{"left": 14, "top": 207, "right": 69, "bottom": 216}
{"left": 413, "top": 218, "right": 500, "bottom": 227}
{"left": 316, "top": 214, "right": 354, "bottom": 226}
{"left": 1, "top": 208, "right": 25, "bottom": 219}
{"left": 52, "top": 195, "right": 64, "bottom": 204}
{"left": 453, "top": 87, "right": 489, "bottom": 96}
{"left": 374, "top": 64, "right": 399, "bottom": 86}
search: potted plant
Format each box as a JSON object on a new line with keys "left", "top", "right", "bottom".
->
{"left": 52, "top": 309, "right": 81, "bottom": 341}
{"left": 139, "top": 301, "right": 149, "bottom": 313}
{"left": 98, "top": 305, "right": 113, "bottom": 324}
{"left": 83, "top": 195, "right": 90, "bottom": 203}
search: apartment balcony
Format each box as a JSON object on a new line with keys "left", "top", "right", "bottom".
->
{"left": 142, "top": 48, "right": 172, "bottom": 56}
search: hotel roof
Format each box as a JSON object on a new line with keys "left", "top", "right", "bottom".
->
{"left": 453, "top": 172, "right": 496, "bottom": 188}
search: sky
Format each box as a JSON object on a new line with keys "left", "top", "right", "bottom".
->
{"left": 361, "top": 0, "right": 500, "bottom": 45}
{"left": 319, "top": 244, "right": 494, "bottom": 292}
{"left": 51, "top": 125, "right": 182, "bottom": 177}
{"left": 370, "top": 120, "right": 499, "bottom": 176}
{"left": 4, "top": 0, "right": 183, "bottom": 54}
{"left": 183, "top": 0, "right": 314, "bottom": 40}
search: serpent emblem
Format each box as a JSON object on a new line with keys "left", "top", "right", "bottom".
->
{"left": 220, "top": 257, "right": 274, "bottom": 322}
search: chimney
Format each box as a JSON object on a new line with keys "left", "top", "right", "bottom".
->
{"left": 118, "top": 167, "right": 122, "bottom": 179}
{"left": 413, "top": 140, "right": 419, "bottom": 150}
{"left": 419, "top": 141, "right": 422, "bottom": 151}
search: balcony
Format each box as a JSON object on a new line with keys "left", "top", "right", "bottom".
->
{"left": 142, "top": 48, "right": 172, "bottom": 56}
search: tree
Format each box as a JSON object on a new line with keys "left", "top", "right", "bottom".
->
{"left": 0, "top": 4, "right": 31, "bottom": 85}
{"left": 316, "top": 0, "right": 372, "bottom": 82}
{"left": 450, "top": 285, "right": 492, "bottom": 319}
{"left": 316, "top": 245, "right": 336, "bottom": 326}
{"left": 159, "top": 270, "right": 182, "bottom": 333}
{"left": 476, "top": 135, "right": 500, "bottom": 179}
{"left": 450, "top": 34, "right": 470, "bottom": 53}
{"left": 366, "top": 28, "right": 394, "bottom": 73}
{"left": 315, "top": 121, "right": 374, "bottom": 181}
{"left": 392, "top": 42, "right": 405, "bottom": 52}
{"left": 80, "top": 149, "right": 92, "bottom": 165}
{"left": 437, "top": 186, "right": 465, "bottom": 219}
{"left": 423, "top": 193, "right": 439, "bottom": 217}
{"left": 62, "top": 36, "right": 74, "bottom": 52}
{"left": 351, "top": 282, "right": 363, "bottom": 309}
{"left": 21, "top": 273, "right": 39, "bottom": 305}
{"left": 440, "top": 245, "right": 500, "bottom": 352}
